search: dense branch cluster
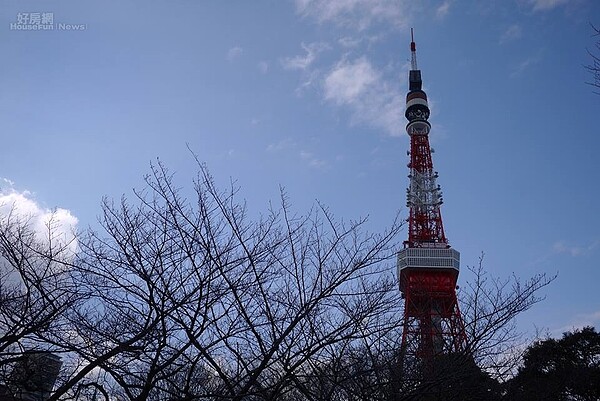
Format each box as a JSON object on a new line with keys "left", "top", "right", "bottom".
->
{"left": 0, "top": 163, "right": 405, "bottom": 401}
{"left": 0, "top": 162, "right": 558, "bottom": 401}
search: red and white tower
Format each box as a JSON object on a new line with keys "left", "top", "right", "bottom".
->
{"left": 398, "top": 30, "right": 467, "bottom": 363}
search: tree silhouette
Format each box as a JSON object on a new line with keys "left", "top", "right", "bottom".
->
{"left": 505, "top": 326, "right": 600, "bottom": 401}
{"left": 586, "top": 24, "right": 600, "bottom": 93}
{"left": 0, "top": 160, "right": 558, "bottom": 401}
{"left": 2, "top": 161, "right": 404, "bottom": 401}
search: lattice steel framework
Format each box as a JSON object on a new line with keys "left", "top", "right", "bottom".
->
{"left": 398, "top": 30, "right": 467, "bottom": 363}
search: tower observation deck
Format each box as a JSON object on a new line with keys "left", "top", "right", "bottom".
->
{"left": 397, "top": 30, "right": 467, "bottom": 361}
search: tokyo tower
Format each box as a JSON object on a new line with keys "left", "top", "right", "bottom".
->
{"left": 397, "top": 30, "right": 467, "bottom": 363}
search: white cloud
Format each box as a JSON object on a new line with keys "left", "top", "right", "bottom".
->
{"left": 294, "top": 0, "right": 411, "bottom": 30}
{"left": 227, "top": 46, "right": 243, "bottom": 61}
{"left": 552, "top": 311, "right": 600, "bottom": 336}
{"left": 266, "top": 138, "right": 297, "bottom": 153}
{"left": 436, "top": 0, "right": 452, "bottom": 19}
{"left": 266, "top": 139, "right": 327, "bottom": 168}
{"left": 258, "top": 61, "right": 269, "bottom": 74}
{"left": 323, "top": 56, "right": 406, "bottom": 136}
{"left": 1, "top": 178, "right": 15, "bottom": 187}
{"left": 510, "top": 52, "right": 543, "bottom": 77}
{"left": 553, "top": 240, "right": 584, "bottom": 256}
{"left": 528, "top": 0, "right": 570, "bottom": 11}
{"left": 300, "top": 151, "right": 327, "bottom": 168}
{"left": 553, "top": 239, "right": 599, "bottom": 257}
{"left": 500, "top": 24, "right": 522, "bottom": 44}
{"left": 0, "top": 186, "right": 78, "bottom": 258}
{"left": 338, "top": 36, "right": 362, "bottom": 48}
{"left": 294, "top": 69, "right": 322, "bottom": 96}
{"left": 281, "top": 42, "right": 329, "bottom": 71}
{"left": 324, "top": 57, "right": 378, "bottom": 104}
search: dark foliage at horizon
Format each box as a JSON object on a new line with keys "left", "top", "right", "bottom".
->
{"left": 504, "top": 326, "right": 600, "bottom": 401}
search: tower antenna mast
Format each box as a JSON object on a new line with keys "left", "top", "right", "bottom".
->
{"left": 410, "top": 28, "right": 418, "bottom": 70}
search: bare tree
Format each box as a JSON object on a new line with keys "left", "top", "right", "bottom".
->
{"left": 586, "top": 23, "right": 600, "bottom": 93}
{"left": 0, "top": 161, "right": 558, "bottom": 401}
{"left": 314, "top": 252, "right": 556, "bottom": 401}
{"left": 33, "top": 161, "right": 404, "bottom": 401}
{"left": 0, "top": 208, "right": 79, "bottom": 397}
{"left": 460, "top": 254, "right": 555, "bottom": 381}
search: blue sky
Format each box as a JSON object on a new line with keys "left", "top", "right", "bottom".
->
{"left": 1, "top": 0, "right": 599, "bottom": 337}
